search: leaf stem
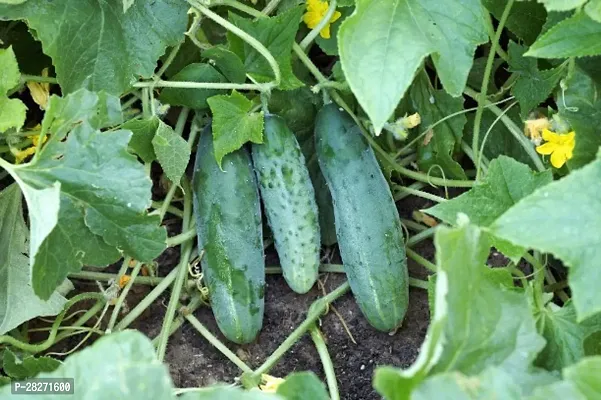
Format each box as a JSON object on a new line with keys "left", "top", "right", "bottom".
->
{"left": 406, "top": 248, "right": 436, "bottom": 272}
{"left": 299, "top": 0, "right": 336, "bottom": 50}
{"left": 393, "top": 185, "right": 446, "bottom": 203}
{"left": 464, "top": 87, "right": 545, "bottom": 172}
{"left": 185, "top": 313, "right": 254, "bottom": 373}
{"left": 20, "top": 74, "right": 58, "bottom": 85}
{"left": 166, "top": 228, "right": 197, "bottom": 247}
{"left": 105, "top": 261, "right": 142, "bottom": 333}
{"left": 0, "top": 293, "right": 105, "bottom": 353}
{"left": 472, "top": 0, "right": 514, "bottom": 180}
{"left": 310, "top": 326, "right": 340, "bottom": 400}
{"left": 247, "top": 281, "right": 350, "bottom": 379}
{"left": 156, "top": 177, "right": 195, "bottom": 361}
{"left": 134, "top": 80, "right": 264, "bottom": 91}
{"left": 262, "top": 0, "right": 282, "bottom": 15}
{"left": 151, "top": 296, "right": 203, "bottom": 346}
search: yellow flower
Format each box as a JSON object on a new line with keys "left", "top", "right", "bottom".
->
{"left": 259, "top": 374, "right": 285, "bottom": 393}
{"left": 524, "top": 117, "right": 551, "bottom": 145}
{"left": 536, "top": 129, "right": 575, "bottom": 169}
{"left": 27, "top": 68, "right": 50, "bottom": 110}
{"left": 303, "top": 0, "right": 342, "bottom": 39}
{"left": 14, "top": 133, "right": 47, "bottom": 164}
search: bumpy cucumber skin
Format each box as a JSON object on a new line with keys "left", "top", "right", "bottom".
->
{"left": 192, "top": 128, "right": 265, "bottom": 344}
{"left": 315, "top": 104, "right": 409, "bottom": 331}
{"left": 251, "top": 115, "right": 320, "bottom": 294}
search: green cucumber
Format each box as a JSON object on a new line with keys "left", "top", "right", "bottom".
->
{"left": 251, "top": 115, "right": 320, "bottom": 294}
{"left": 192, "top": 127, "right": 264, "bottom": 344}
{"left": 315, "top": 104, "right": 409, "bottom": 331}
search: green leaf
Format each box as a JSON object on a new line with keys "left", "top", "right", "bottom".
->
{"left": 207, "top": 91, "right": 264, "bottom": 168}
{"left": 123, "top": 0, "right": 135, "bottom": 13}
{"left": 539, "top": 0, "right": 587, "bottom": 11}
{"left": 0, "top": 184, "right": 66, "bottom": 334}
{"left": 491, "top": 157, "right": 601, "bottom": 320}
{"left": 584, "top": 331, "right": 601, "bottom": 355}
{"left": 425, "top": 156, "right": 552, "bottom": 258}
{"left": 412, "top": 367, "right": 523, "bottom": 400}
{"left": 0, "top": 0, "right": 188, "bottom": 94}
{"left": 2, "top": 349, "right": 60, "bottom": 379}
{"left": 430, "top": 222, "right": 545, "bottom": 376}
{"left": 0, "top": 331, "right": 176, "bottom": 399}
{"left": 2, "top": 91, "right": 165, "bottom": 299}
{"left": 228, "top": 6, "right": 305, "bottom": 90}
{"left": 151, "top": 120, "right": 190, "bottom": 184}
{"left": 158, "top": 63, "right": 227, "bottom": 110}
{"left": 530, "top": 357, "right": 601, "bottom": 399}
{"left": 375, "top": 221, "right": 547, "bottom": 399}
{"left": 0, "top": 97, "right": 26, "bottom": 134}
{"left": 482, "top": 0, "right": 547, "bottom": 44}
{"left": 586, "top": 0, "right": 601, "bottom": 21}
{"left": 526, "top": 12, "right": 601, "bottom": 58}
{"left": 0, "top": 46, "right": 20, "bottom": 93}
{"left": 202, "top": 46, "right": 247, "bottom": 84}
{"left": 122, "top": 117, "right": 160, "bottom": 163}
{"left": 276, "top": 372, "right": 329, "bottom": 400}
{"left": 314, "top": 7, "right": 353, "bottom": 56}
{"left": 0, "top": 0, "right": 27, "bottom": 4}
{"left": 557, "top": 66, "right": 601, "bottom": 169}
{"left": 0, "top": 46, "right": 26, "bottom": 133}
{"left": 410, "top": 71, "right": 467, "bottom": 180}
{"left": 536, "top": 302, "right": 601, "bottom": 370}
{"left": 338, "top": 0, "right": 488, "bottom": 134}
{"left": 508, "top": 41, "right": 566, "bottom": 118}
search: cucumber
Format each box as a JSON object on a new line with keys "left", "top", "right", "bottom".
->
{"left": 315, "top": 104, "right": 409, "bottom": 331}
{"left": 192, "top": 127, "right": 264, "bottom": 344}
{"left": 251, "top": 115, "right": 320, "bottom": 294}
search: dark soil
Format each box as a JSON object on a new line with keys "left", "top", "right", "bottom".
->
{"left": 126, "top": 194, "right": 438, "bottom": 400}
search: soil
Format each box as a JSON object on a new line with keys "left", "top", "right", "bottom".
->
{"left": 129, "top": 194, "right": 437, "bottom": 400}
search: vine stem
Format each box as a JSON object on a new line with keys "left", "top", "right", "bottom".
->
{"left": 299, "top": 0, "right": 337, "bottom": 51}
{"left": 393, "top": 185, "right": 446, "bottom": 203}
{"left": 156, "top": 177, "right": 194, "bottom": 362}
{"left": 406, "top": 248, "right": 436, "bottom": 272}
{"left": 151, "top": 296, "right": 203, "bottom": 346}
{"left": 105, "top": 261, "right": 142, "bottom": 333}
{"left": 185, "top": 314, "right": 253, "bottom": 373}
{"left": 262, "top": 0, "right": 282, "bottom": 15}
{"left": 472, "top": 0, "right": 515, "bottom": 180}
{"left": 247, "top": 281, "right": 351, "bottom": 380}
{"left": 477, "top": 101, "right": 517, "bottom": 175}
{"left": 310, "top": 326, "right": 340, "bottom": 400}
{"left": 134, "top": 80, "right": 264, "bottom": 91}
{"left": 187, "top": 0, "right": 281, "bottom": 89}
{"left": 0, "top": 293, "right": 105, "bottom": 353}
{"left": 464, "top": 88, "right": 545, "bottom": 172}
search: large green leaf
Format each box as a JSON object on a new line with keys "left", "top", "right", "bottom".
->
{"left": 338, "top": 0, "right": 488, "bottom": 134}
{"left": 201, "top": 46, "right": 247, "bottom": 84}
{"left": 228, "top": 6, "right": 304, "bottom": 90}
{"left": 425, "top": 156, "right": 552, "bottom": 258}
{"left": 410, "top": 71, "right": 466, "bottom": 180}
{"left": 207, "top": 91, "right": 264, "bottom": 168}
{"left": 587, "top": 0, "right": 601, "bottom": 21}
{"left": 539, "top": 0, "right": 587, "bottom": 11}
{"left": 526, "top": 12, "right": 601, "bottom": 58}
{"left": 0, "top": 184, "right": 66, "bottom": 334}
{"left": 0, "top": 0, "right": 188, "bottom": 94}
{"left": 375, "top": 221, "right": 547, "bottom": 400}
{"left": 158, "top": 63, "right": 227, "bottom": 110}
{"left": 122, "top": 117, "right": 161, "bottom": 163}
{"left": 0, "top": 45, "right": 20, "bottom": 93}
{"left": 492, "top": 156, "right": 601, "bottom": 321}
{"left": 508, "top": 41, "right": 566, "bottom": 119}
{"left": 0, "top": 331, "right": 175, "bottom": 399}
{"left": 536, "top": 302, "right": 601, "bottom": 371}
{"left": 529, "top": 357, "right": 601, "bottom": 399}
{"left": 2, "top": 91, "right": 165, "bottom": 300}
{"left": 557, "top": 67, "right": 601, "bottom": 169}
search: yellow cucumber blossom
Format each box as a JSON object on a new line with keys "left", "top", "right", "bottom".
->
{"left": 14, "top": 133, "right": 47, "bottom": 164}
{"left": 303, "top": 0, "right": 341, "bottom": 39}
{"left": 259, "top": 374, "right": 285, "bottom": 393}
{"left": 535, "top": 129, "right": 575, "bottom": 169}
{"left": 27, "top": 68, "right": 50, "bottom": 110}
